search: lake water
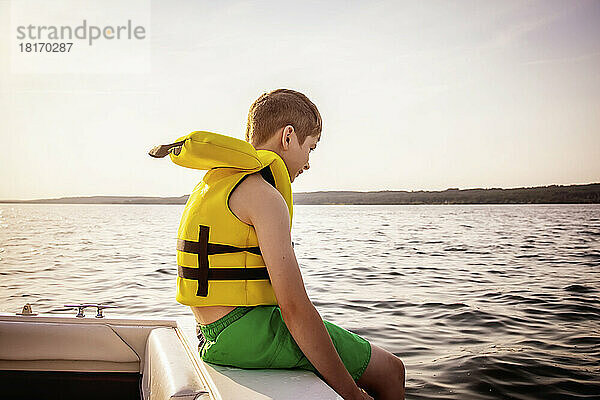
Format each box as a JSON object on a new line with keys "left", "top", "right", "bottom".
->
{"left": 1, "top": 203, "right": 599, "bottom": 399}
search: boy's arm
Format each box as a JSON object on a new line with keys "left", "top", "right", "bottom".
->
{"left": 232, "top": 174, "right": 367, "bottom": 400}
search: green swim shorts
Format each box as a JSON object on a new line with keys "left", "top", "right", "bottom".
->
{"left": 196, "top": 305, "right": 372, "bottom": 381}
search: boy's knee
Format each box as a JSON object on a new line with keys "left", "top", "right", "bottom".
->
{"left": 359, "top": 345, "right": 404, "bottom": 385}
{"left": 382, "top": 352, "right": 404, "bottom": 384}
{"left": 394, "top": 356, "right": 405, "bottom": 384}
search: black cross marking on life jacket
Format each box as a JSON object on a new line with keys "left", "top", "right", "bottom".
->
{"left": 177, "top": 225, "right": 267, "bottom": 297}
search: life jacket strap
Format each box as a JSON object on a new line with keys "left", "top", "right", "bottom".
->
{"left": 177, "top": 225, "right": 265, "bottom": 297}
{"left": 178, "top": 266, "right": 270, "bottom": 281}
{"left": 148, "top": 140, "right": 186, "bottom": 158}
{"left": 177, "top": 239, "right": 261, "bottom": 256}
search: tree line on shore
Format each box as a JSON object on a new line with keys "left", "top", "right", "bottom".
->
{"left": 293, "top": 183, "right": 600, "bottom": 205}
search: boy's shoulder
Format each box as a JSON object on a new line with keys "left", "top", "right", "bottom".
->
{"left": 228, "top": 171, "right": 287, "bottom": 226}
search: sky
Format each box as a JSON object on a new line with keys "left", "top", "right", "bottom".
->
{"left": 0, "top": 0, "right": 599, "bottom": 200}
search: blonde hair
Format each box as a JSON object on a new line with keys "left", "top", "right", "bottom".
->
{"left": 246, "top": 88, "right": 322, "bottom": 147}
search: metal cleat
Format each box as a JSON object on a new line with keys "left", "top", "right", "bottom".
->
{"left": 16, "top": 303, "right": 38, "bottom": 316}
{"left": 93, "top": 304, "right": 118, "bottom": 318}
{"left": 64, "top": 304, "right": 118, "bottom": 318}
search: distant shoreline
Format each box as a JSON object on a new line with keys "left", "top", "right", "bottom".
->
{"left": 2, "top": 183, "right": 599, "bottom": 205}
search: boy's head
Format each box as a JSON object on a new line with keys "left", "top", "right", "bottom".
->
{"left": 246, "top": 89, "right": 322, "bottom": 182}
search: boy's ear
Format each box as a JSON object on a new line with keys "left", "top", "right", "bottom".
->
{"left": 281, "top": 125, "right": 294, "bottom": 150}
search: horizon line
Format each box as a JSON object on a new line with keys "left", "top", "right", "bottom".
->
{"left": 1, "top": 182, "right": 598, "bottom": 203}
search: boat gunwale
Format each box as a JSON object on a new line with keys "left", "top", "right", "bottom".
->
{"left": 0, "top": 313, "right": 179, "bottom": 327}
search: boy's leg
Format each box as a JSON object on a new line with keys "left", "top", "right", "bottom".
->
{"left": 357, "top": 343, "right": 405, "bottom": 400}
{"left": 198, "top": 306, "right": 405, "bottom": 399}
{"left": 310, "top": 319, "right": 405, "bottom": 399}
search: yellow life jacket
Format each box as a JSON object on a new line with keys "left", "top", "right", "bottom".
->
{"left": 151, "top": 131, "right": 293, "bottom": 306}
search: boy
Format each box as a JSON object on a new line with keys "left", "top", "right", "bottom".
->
{"left": 150, "top": 89, "right": 405, "bottom": 399}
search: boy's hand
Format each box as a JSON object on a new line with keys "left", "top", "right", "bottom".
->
{"left": 229, "top": 172, "right": 364, "bottom": 399}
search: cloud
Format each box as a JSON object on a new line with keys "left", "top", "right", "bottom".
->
{"left": 523, "top": 51, "right": 600, "bottom": 66}
{"left": 492, "top": 11, "right": 563, "bottom": 48}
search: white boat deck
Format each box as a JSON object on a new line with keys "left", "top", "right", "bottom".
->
{"left": 176, "top": 317, "right": 342, "bottom": 400}
{"left": 0, "top": 312, "right": 342, "bottom": 400}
